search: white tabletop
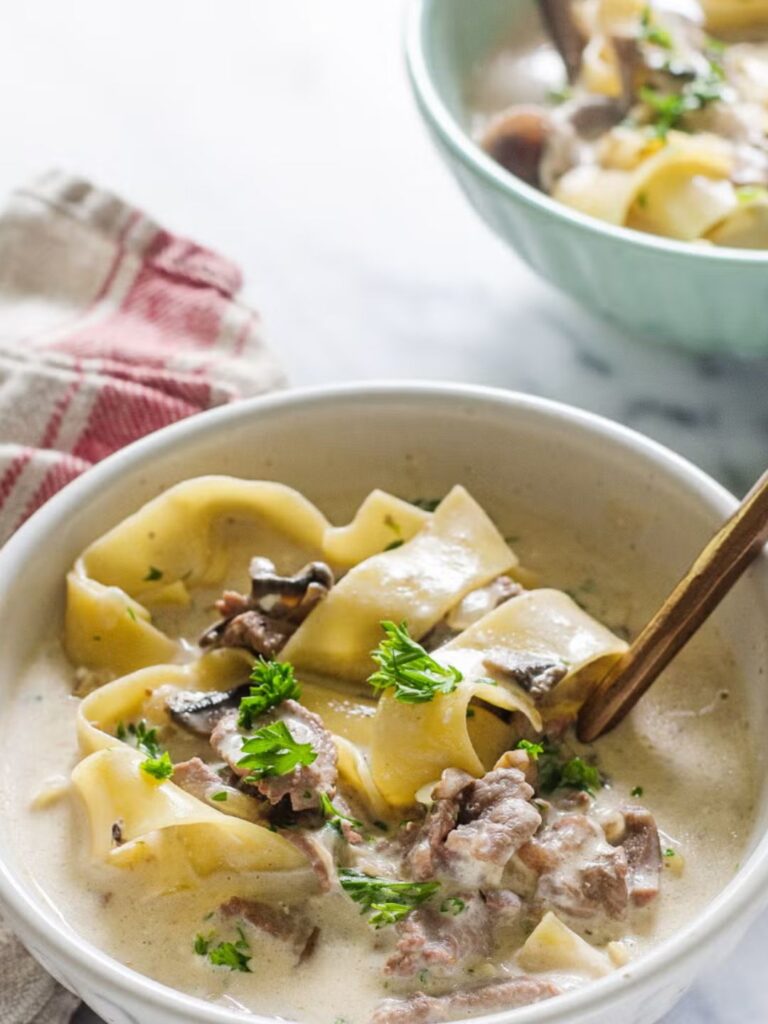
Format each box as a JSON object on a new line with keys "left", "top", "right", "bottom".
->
{"left": 0, "top": 2, "right": 763, "bottom": 1022}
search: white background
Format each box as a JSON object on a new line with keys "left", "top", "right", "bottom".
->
{"left": 0, "top": 2, "right": 765, "bottom": 1022}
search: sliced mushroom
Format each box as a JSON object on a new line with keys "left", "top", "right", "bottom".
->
{"left": 483, "top": 650, "right": 568, "bottom": 701}
{"left": 200, "top": 558, "right": 334, "bottom": 655}
{"left": 166, "top": 685, "right": 249, "bottom": 735}
{"left": 537, "top": 0, "right": 586, "bottom": 83}
{"left": 481, "top": 106, "right": 553, "bottom": 188}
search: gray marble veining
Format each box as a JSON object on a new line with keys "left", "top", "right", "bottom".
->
{"left": 2, "top": 1, "right": 764, "bottom": 1021}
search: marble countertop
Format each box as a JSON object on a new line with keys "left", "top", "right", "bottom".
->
{"left": 0, "top": 1, "right": 764, "bottom": 1022}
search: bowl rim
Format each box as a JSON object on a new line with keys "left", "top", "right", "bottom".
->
{"left": 404, "top": 0, "right": 768, "bottom": 265}
{"left": 1, "top": 380, "right": 768, "bottom": 1024}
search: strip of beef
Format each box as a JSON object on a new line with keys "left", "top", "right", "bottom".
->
{"left": 406, "top": 767, "right": 541, "bottom": 887}
{"left": 210, "top": 699, "right": 337, "bottom": 812}
{"left": 518, "top": 813, "right": 629, "bottom": 920}
{"left": 172, "top": 757, "right": 263, "bottom": 821}
{"left": 200, "top": 558, "right": 333, "bottom": 657}
{"left": 617, "top": 806, "right": 662, "bottom": 908}
{"left": 220, "top": 896, "right": 316, "bottom": 961}
{"left": 370, "top": 976, "right": 560, "bottom": 1024}
{"left": 385, "top": 889, "right": 522, "bottom": 980}
{"left": 406, "top": 769, "right": 474, "bottom": 881}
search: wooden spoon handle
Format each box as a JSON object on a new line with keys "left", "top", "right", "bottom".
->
{"left": 577, "top": 468, "right": 768, "bottom": 743}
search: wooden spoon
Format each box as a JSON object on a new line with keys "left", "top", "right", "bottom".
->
{"left": 577, "top": 468, "right": 768, "bottom": 743}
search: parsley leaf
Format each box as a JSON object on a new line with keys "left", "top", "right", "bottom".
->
{"left": 440, "top": 897, "right": 466, "bottom": 916}
{"left": 640, "top": 6, "right": 673, "bottom": 49}
{"left": 339, "top": 869, "right": 439, "bottom": 928}
{"left": 409, "top": 497, "right": 441, "bottom": 512}
{"left": 117, "top": 719, "right": 163, "bottom": 759}
{"left": 237, "top": 721, "right": 317, "bottom": 781}
{"left": 319, "top": 792, "right": 364, "bottom": 835}
{"left": 143, "top": 566, "right": 163, "bottom": 582}
{"left": 538, "top": 744, "right": 602, "bottom": 796}
{"left": 384, "top": 539, "right": 404, "bottom": 552}
{"left": 368, "top": 621, "right": 462, "bottom": 704}
{"left": 515, "top": 739, "right": 544, "bottom": 761}
{"left": 631, "top": 785, "right": 644, "bottom": 798}
{"left": 238, "top": 659, "right": 301, "bottom": 729}
{"left": 140, "top": 751, "right": 174, "bottom": 781}
{"left": 194, "top": 930, "right": 252, "bottom": 972}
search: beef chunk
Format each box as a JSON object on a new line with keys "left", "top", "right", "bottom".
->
{"left": 384, "top": 893, "right": 491, "bottom": 978}
{"left": 385, "top": 888, "right": 523, "bottom": 980}
{"left": 406, "top": 769, "right": 474, "bottom": 881}
{"left": 406, "top": 767, "right": 541, "bottom": 887}
{"left": 518, "top": 813, "right": 629, "bottom": 920}
{"left": 370, "top": 976, "right": 560, "bottom": 1023}
{"left": 200, "top": 558, "right": 333, "bottom": 656}
{"left": 174, "top": 757, "right": 270, "bottom": 822}
{"left": 209, "top": 699, "right": 337, "bottom": 812}
{"left": 620, "top": 806, "right": 662, "bottom": 908}
{"left": 220, "top": 896, "right": 315, "bottom": 960}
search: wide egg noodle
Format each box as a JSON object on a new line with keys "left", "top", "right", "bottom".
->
{"left": 369, "top": 589, "right": 627, "bottom": 806}
{"left": 701, "top": 0, "right": 768, "bottom": 32}
{"left": 554, "top": 132, "right": 736, "bottom": 240}
{"left": 65, "top": 478, "right": 430, "bottom": 676}
{"left": 72, "top": 654, "right": 309, "bottom": 880}
{"left": 283, "top": 485, "right": 517, "bottom": 682}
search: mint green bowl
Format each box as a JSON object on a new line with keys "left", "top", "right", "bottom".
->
{"left": 406, "top": 0, "right": 768, "bottom": 356}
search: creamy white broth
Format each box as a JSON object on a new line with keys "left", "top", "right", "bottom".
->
{"left": 1, "top": 495, "right": 757, "bottom": 1024}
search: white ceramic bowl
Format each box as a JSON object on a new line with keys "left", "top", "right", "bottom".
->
{"left": 1, "top": 382, "right": 767, "bottom": 1024}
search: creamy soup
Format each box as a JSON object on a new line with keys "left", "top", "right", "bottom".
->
{"left": 1, "top": 479, "right": 756, "bottom": 1024}
{"left": 471, "top": 0, "right": 768, "bottom": 247}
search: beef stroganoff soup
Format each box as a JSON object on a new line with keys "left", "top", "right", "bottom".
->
{"left": 2, "top": 479, "right": 756, "bottom": 1023}
{"left": 472, "top": 0, "right": 768, "bottom": 247}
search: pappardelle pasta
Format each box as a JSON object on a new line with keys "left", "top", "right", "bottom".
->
{"left": 13, "top": 478, "right": 753, "bottom": 1023}
{"left": 474, "top": 0, "right": 768, "bottom": 247}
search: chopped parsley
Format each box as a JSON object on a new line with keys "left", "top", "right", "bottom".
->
{"left": 194, "top": 929, "right": 252, "bottom": 972}
{"left": 126, "top": 605, "right": 137, "bottom": 622}
{"left": 640, "top": 64, "right": 726, "bottom": 139}
{"left": 384, "top": 539, "right": 404, "bottom": 552}
{"left": 440, "top": 897, "right": 466, "bottom": 916}
{"left": 640, "top": 6, "right": 673, "bottom": 49}
{"left": 409, "top": 497, "right": 441, "bottom": 512}
{"left": 143, "top": 566, "right": 163, "bottom": 582}
{"left": 211, "top": 791, "right": 228, "bottom": 802}
{"left": 547, "top": 85, "right": 573, "bottom": 106}
{"left": 515, "top": 739, "right": 544, "bottom": 761}
{"left": 368, "top": 621, "right": 462, "bottom": 704}
{"left": 538, "top": 744, "right": 602, "bottom": 797}
{"left": 339, "top": 869, "right": 440, "bottom": 928}
{"left": 319, "top": 792, "right": 364, "bottom": 835}
{"left": 737, "top": 185, "right": 768, "bottom": 205}
{"left": 238, "top": 659, "right": 301, "bottom": 729}
{"left": 140, "top": 751, "right": 174, "bottom": 781}
{"left": 664, "top": 847, "right": 676, "bottom": 858}
{"left": 631, "top": 785, "right": 644, "bottom": 798}
{"left": 116, "top": 719, "right": 163, "bottom": 759}
{"left": 237, "top": 721, "right": 317, "bottom": 781}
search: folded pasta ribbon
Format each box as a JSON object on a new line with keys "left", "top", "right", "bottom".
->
{"left": 370, "top": 589, "right": 627, "bottom": 806}
{"left": 65, "top": 477, "right": 430, "bottom": 676}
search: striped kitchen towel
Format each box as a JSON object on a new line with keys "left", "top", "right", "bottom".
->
{"left": 0, "top": 169, "right": 284, "bottom": 548}
{"left": 0, "top": 170, "right": 284, "bottom": 1024}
